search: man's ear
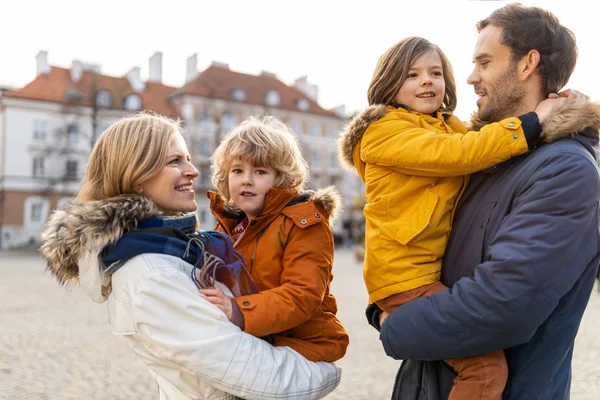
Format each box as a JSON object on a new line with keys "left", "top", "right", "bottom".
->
{"left": 519, "top": 49, "right": 541, "bottom": 81}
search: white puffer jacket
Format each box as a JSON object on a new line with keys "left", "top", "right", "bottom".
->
{"left": 40, "top": 196, "right": 341, "bottom": 400}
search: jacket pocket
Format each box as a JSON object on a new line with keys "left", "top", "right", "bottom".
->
{"left": 382, "top": 189, "right": 439, "bottom": 245}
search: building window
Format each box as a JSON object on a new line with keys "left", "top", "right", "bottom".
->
{"left": 33, "top": 156, "right": 44, "bottom": 177}
{"left": 24, "top": 197, "right": 49, "bottom": 227}
{"left": 289, "top": 121, "right": 301, "bottom": 135}
{"left": 328, "top": 127, "right": 338, "bottom": 139}
{"left": 33, "top": 120, "right": 47, "bottom": 141}
{"left": 198, "top": 139, "right": 211, "bottom": 156}
{"left": 311, "top": 151, "right": 321, "bottom": 169}
{"left": 198, "top": 107, "right": 212, "bottom": 122}
{"left": 265, "top": 90, "right": 280, "bottom": 107}
{"left": 31, "top": 203, "right": 43, "bottom": 222}
{"left": 330, "top": 153, "right": 338, "bottom": 169}
{"left": 312, "top": 176, "right": 321, "bottom": 189}
{"left": 65, "top": 160, "right": 78, "bottom": 180}
{"left": 310, "top": 123, "right": 320, "bottom": 137}
{"left": 124, "top": 94, "right": 142, "bottom": 111}
{"left": 96, "top": 90, "right": 113, "bottom": 108}
{"left": 199, "top": 165, "right": 211, "bottom": 188}
{"left": 221, "top": 113, "right": 236, "bottom": 132}
{"left": 297, "top": 98, "right": 310, "bottom": 111}
{"left": 66, "top": 125, "right": 78, "bottom": 145}
{"left": 232, "top": 88, "right": 246, "bottom": 101}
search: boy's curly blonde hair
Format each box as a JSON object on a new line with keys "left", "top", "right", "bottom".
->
{"left": 211, "top": 116, "right": 309, "bottom": 200}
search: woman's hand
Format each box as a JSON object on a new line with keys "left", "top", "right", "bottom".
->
{"left": 200, "top": 287, "right": 233, "bottom": 320}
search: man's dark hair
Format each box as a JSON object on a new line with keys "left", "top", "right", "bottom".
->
{"left": 477, "top": 3, "right": 577, "bottom": 96}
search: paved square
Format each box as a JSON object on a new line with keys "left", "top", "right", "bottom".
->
{"left": 1, "top": 250, "right": 598, "bottom": 399}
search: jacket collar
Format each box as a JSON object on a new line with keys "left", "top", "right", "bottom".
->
{"left": 39, "top": 195, "right": 164, "bottom": 288}
{"left": 208, "top": 186, "right": 342, "bottom": 237}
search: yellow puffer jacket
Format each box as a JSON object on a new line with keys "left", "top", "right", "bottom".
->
{"left": 338, "top": 105, "right": 530, "bottom": 304}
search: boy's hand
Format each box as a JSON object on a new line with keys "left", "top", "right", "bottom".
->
{"left": 379, "top": 310, "right": 390, "bottom": 327}
{"left": 200, "top": 287, "right": 233, "bottom": 320}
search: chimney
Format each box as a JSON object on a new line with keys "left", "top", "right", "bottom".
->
{"left": 71, "top": 60, "right": 83, "bottom": 82}
{"left": 36, "top": 50, "right": 50, "bottom": 76}
{"left": 149, "top": 52, "right": 162, "bottom": 83}
{"left": 186, "top": 53, "right": 198, "bottom": 83}
{"left": 294, "top": 75, "right": 319, "bottom": 101}
{"left": 126, "top": 67, "right": 145, "bottom": 92}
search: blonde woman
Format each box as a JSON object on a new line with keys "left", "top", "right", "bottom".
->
{"left": 40, "top": 112, "right": 341, "bottom": 400}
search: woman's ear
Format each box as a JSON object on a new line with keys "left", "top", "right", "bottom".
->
{"left": 133, "top": 184, "right": 143, "bottom": 195}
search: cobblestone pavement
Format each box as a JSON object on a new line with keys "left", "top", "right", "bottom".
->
{"left": 1, "top": 250, "right": 599, "bottom": 399}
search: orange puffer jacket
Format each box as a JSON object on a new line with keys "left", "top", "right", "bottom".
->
{"left": 208, "top": 186, "right": 349, "bottom": 362}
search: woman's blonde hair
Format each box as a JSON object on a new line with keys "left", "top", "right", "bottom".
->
{"left": 367, "top": 36, "right": 457, "bottom": 112}
{"left": 76, "top": 112, "right": 181, "bottom": 203}
{"left": 211, "top": 116, "right": 309, "bottom": 200}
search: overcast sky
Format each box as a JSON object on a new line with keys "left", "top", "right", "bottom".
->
{"left": 1, "top": 0, "right": 597, "bottom": 119}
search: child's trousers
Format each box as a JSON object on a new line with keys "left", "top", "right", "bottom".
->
{"left": 376, "top": 281, "right": 507, "bottom": 400}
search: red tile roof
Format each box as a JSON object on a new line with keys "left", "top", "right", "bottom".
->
{"left": 3, "top": 67, "right": 179, "bottom": 117}
{"left": 176, "top": 65, "right": 339, "bottom": 118}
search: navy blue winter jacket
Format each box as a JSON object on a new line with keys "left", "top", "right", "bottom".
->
{"left": 377, "top": 128, "right": 600, "bottom": 400}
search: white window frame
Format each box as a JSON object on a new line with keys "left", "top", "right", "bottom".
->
{"left": 265, "top": 90, "right": 280, "bottom": 107}
{"left": 33, "top": 120, "right": 47, "bottom": 141}
{"left": 33, "top": 156, "right": 45, "bottom": 177}
{"left": 124, "top": 94, "right": 142, "bottom": 111}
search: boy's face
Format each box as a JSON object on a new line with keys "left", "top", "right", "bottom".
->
{"left": 394, "top": 50, "right": 445, "bottom": 114}
{"left": 228, "top": 159, "right": 276, "bottom": 220}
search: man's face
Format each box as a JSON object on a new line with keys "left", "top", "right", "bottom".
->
{"left": 468, "top": 25, "right": 526, "bottom": 122}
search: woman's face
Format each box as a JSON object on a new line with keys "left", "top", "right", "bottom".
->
{"left": 139, "top": 133, "right": 199, "bottom": 216}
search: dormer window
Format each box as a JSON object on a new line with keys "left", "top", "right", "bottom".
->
{"left": 96, "top": 90, "right": 113, "bottom": 108}
{"left": 297, "top": 98, "right": 310, "bottom": 111}
{"left": 64, "top": 87, "right": 84, "bottom": 103}
{"left": 232, "top": 88, "right": 246, "bottom": 101}
{"left": 265, "top": 90, "right": 280, "bottom": 107}
{"left": 124, "top": 94, "right": 142, "bottom": 111}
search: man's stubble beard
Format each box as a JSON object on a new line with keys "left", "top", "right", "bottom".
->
{"left": 478, "top": 63, "right": 527, "bottom": 123}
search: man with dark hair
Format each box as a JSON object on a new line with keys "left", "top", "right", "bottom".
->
{"left": 367, "top": 3, "right": 600, "bottom": 399}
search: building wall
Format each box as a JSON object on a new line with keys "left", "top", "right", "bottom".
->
{"left": 0, "top": 99, "right": 124, "bottom": 248}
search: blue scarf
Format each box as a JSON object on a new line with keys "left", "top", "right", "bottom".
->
{"left": 101, "top": 214, "right": 258, "bottom": 297}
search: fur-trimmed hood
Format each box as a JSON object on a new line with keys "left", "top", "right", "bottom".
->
{"left": 469, "top": 97, "right": 600, "bottom": 138}
{"left": 339, "top": 99, "right": 600, "bottom": 170}
{"left": 39, "top": 195, "right": 161, "bottom": 289}
{"left": 338, "top": 105, "right": 387, "bottom": 169}
{"left": 291, "top": 186, "right": 343, "bottom": 223}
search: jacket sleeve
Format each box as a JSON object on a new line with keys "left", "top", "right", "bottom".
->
{"left": 361, "top": 113, "right": 540, "bottom": 177}
{"left": 234, "top": 221, "right": 334, "bottom": 337}
{"left": 379, "top": 149, "right": 600, "bottom": 360}
{"left": 131, "top": 258, "right": 341, "bottom": 400}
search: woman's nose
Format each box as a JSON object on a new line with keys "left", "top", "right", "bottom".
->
{"left": 185, "top": 163, "right": 199, "bottom": 178}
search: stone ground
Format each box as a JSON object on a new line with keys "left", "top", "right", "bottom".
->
{"left": 0, "top": 249, "right": 598, "bottom": 399}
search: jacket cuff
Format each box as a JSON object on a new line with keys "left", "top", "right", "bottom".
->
{"left": 230, "top": 298, "right": 245, "bottom": 330}
{"left": 518, "top": 112, "right": 542, "bottom": 149}
{"left": 365, "top": 303, "right": 382, "bottom": 331}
